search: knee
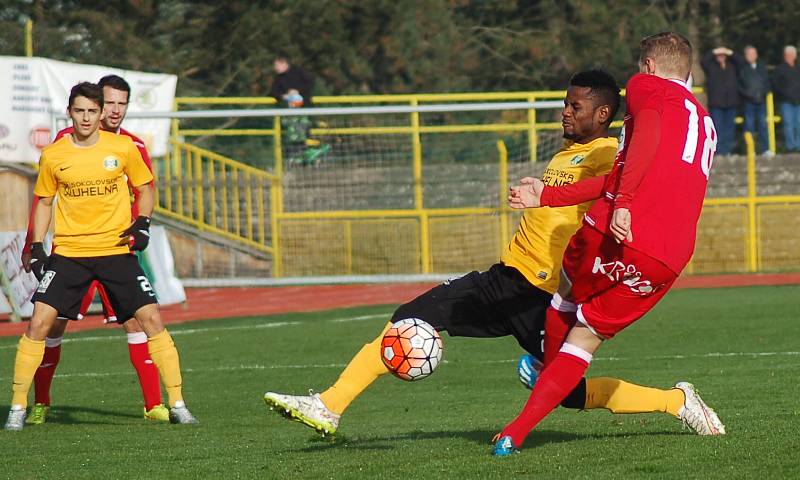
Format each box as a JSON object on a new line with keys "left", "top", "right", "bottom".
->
{"left": 133, "top": 304, "right": 164, "bottom": 335}
{"left": 122, "top": 319, "right": 144, "bottom": 334}
{"left": 556, "top": 270, "right": 573, "bottom": 302}
{"left": 27, "top": 322, "right": 51, "bottom": 341}
{"left": 47, "top": 319, "right": 68, "bottom": 338}
{"left": 28, "top": 307, "right": 58, "bottom": 341}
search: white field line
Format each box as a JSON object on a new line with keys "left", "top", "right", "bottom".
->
{"left": 0, "top": 312, "right": 391, "bottom": 351}
{"left": 0, "top": 351, "right": 797, "bottom": 382}
{"left": 1, "top": 311, "right": 798, "bottom": 380}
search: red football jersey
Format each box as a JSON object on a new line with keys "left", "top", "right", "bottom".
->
{"left": 584, "top": 73, "right": 717, "bottom": 274}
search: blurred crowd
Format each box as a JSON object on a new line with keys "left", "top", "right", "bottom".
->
{"left": 702, "top": 45, "right": 800, "bottom": 156}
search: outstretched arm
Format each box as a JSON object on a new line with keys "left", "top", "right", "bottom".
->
{"left": 509, "top": 174, "right": 609, "bottom": 209}
{"left": 540, "top": 175, "right": 608, "bottom": 207}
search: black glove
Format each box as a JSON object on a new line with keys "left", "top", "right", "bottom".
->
{"left": 29, "top": 242, "right": 49, "bottom": 282}
{"left": 119, "top": 216, "right": 151, "bottom": 251}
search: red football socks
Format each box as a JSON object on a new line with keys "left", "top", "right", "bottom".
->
{"left": 500, "top": 351, "right": 590, "bottom": 447}
{"left": 33, "top": 339, "right": 62, "bottom": 406}
{"left": 543, "top": 300, "right": 577, "bottom": 367}
{"left": 127, "top": 333, "right": 163, "bottom": 410}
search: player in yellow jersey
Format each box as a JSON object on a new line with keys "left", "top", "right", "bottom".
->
{"left": 4, "top": 82, "right": 197, "bottom": 430}
{"left": 263, "top": 70, "right": 717, "bottom": 438}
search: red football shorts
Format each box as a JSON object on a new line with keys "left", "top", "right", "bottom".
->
{"left": 561, "top": 224, "right": 678, "bottom": 339}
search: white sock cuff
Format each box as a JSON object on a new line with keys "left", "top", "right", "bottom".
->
{"left": 44, "top": 337, "right": 63, "bottom": 348}
{"left": 559, "top": 342, "right": 593, "bottom": 364}
{"left": 550, "top": 292, "right": 578, "bottom": 313}
{"left": 126, "top": 332, "right": 148, "bottom": 345}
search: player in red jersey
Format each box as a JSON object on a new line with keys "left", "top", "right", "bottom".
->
{"left": 20, "top": 75, "right": 168, "bottom": 424}
{"left": 494, "top": 32, "right": 724, "bottom": 455}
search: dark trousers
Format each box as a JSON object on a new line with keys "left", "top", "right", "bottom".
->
{"left": 743, "top": 101, "right": 769, "bottom": 153}
{"left": 780, "top": 102, "right": 800, "bottom": 151}
{"left": 710, "top": 106, "right": 737, "bottom": 155}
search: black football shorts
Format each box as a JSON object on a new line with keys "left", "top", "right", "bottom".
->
{"left": 32, "top": 253, "right": 157, "bottom": 322}
{"left": 390, "top": 263, "right": 550, "bottom": 359}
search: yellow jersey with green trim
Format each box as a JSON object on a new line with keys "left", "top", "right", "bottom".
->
{"left": 34, "top": 130, "right": 154, "bottom": 257}
{"left": 501, "top": 136, "right": 617, "bottom": 294}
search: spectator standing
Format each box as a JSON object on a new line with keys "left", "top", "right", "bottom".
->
{"left": 738, "top": 45, "right": 773, "bottom": 155}
{"left": 701, "top": 47, "right": 739, "bottom": 155}
{"left": 268, "top": 54, "right": 315, "bottom": 106}
{"left": 773, "top": 45, "right": 800, "bottom": 152}
{"left": 268, "top": 54, "right": 328, "bottom": 165}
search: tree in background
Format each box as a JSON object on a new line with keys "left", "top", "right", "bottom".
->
{"left": 3, "top": 0, "right": 800, "bottom": 97}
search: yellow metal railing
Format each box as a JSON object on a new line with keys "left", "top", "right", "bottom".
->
{"left": 174, "top": 89, "right": 783, "bottom": 156}
{"left": 694, "top": 132, "right": 800, "bottom": 273}
{"left": 155, "top": 132, "right": 800, "bottom": 277}
{"left": 24, "top": 20, "right": 32, "bottom": 57}
{"left": 155, "top": 138, "right": 512, "bottom": 277}
{"left": 154, "top": 141, "right": 280, "bottom": 256}
{"left": 174, "top": 91, "right": 567, "bottom": 163}
{"left": 156, "top": 92, "right": 800, "bottom": 278}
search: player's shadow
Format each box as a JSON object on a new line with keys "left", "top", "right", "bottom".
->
{"left": 296, "top": 428, "right": 576, "bottom": 453}
{"left": 297, "top": 428, "right": 685, "bottom": 453}
{"left": 46, "top": 405, "right": 141, "bottom": 425}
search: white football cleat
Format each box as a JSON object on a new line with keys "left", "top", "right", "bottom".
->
{"left": 675, "top": 382, "right": 726, "bottom": 435}
{"left": 263, "top": 390, "right": 340, "bottom": 436}
{"left": 4, "top": 406, "right": 27, "bottom": 431}
{"left": 169, "top": 402, "right": 199, "bottom": 424}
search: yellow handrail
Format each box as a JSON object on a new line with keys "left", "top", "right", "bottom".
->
{"left": 497, "top": 140, "right": 510, "bottom": 249}
{"left": 744, "top": 132, "right": 758, "bottom": 272}
{"left": 157, "top": 90, "right": 797, "bottom": 278}
{"left": 156, "top": 141, "right": 277, "bottom": 255}
{"left": 24, "top": 20, "right": 32, "bottom": 57}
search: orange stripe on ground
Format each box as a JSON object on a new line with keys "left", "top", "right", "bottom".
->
{"left": 1, "top": 273, "right": 798, "bottom": 337}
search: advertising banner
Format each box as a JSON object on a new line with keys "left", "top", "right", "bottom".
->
{"left": 0, "top": 56, "right": 176, "bottom": 164}
{"left": 0, "top": 227, "right": 185, "bottom": 318}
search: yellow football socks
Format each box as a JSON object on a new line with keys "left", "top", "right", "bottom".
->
{"left": 320, "top": 322, "right": 392, "bottom": 415}
{"left": 585, "top": 377, "right": 685, "bottom": 417}
{"left": 11, "top": 335, "right": 45, "bottom": 408}
{"left": 147, "top": 329, "right": 183, "bottom": 407}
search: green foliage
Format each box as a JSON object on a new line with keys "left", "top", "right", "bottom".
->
{"left": 0, "top": 284, "right": 798, "bottom": 478}
{"left": 2, "top": 1, "right": 799, "bottom": 97}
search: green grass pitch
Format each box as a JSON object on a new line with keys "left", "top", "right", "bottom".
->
{"left": 1, "top": 285, "right": 798, "bottom": 479}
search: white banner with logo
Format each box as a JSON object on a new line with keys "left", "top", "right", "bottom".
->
{"left": 140, "top": 226, "right": 187, "bottom": 306}
{"left": 0, "top": 232, "right": 39, "bottom": 318}
{"left": 0, "top": 227, "right": 185, "bottom": 318}
{"left": 0, "top": 56, "right": 177, "bottom": 164}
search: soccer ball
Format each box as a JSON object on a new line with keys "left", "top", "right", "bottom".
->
{"left": 381, "top": 318, "right": 443, "bottom": 381}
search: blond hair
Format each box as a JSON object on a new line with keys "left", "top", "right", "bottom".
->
{"left": 639, "top": 31, "right": 692, "bottom": 79}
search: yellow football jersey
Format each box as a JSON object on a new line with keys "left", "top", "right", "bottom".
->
{"left": 501, "top": 136, "right": 617, "bottom": 294}
{"left": 34, "top": 130, "right": 154, "bottom": 257}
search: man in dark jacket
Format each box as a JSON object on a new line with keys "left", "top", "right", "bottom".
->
{"left": 738, "top": 45, "right": 772, "bottom": 155}
{"left": 773, "top": 45, "right": 800, "bottom": 152}
{"left": 269, "top": 54, "right": 315, "bottom": 106}
{"left": 701, "top": 47, "right": 740, "bottom": 155}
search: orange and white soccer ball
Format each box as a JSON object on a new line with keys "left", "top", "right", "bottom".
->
{"left": 381, "top": 318, "right": 443, "bottom": 381}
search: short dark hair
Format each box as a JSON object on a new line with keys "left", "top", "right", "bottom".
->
{"left": 98, "top": 74, "right": 131, "bottom": 99}
{"left": 68, "top": 82, "right": 103, "bottom": 108}
{"left": 274, "top": 52, "right": 291, "bottom": 63}
{"left": 569, "top": 70, "right": 621, "bottom": 124}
